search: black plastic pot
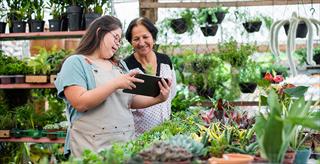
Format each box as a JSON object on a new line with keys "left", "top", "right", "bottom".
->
{"left": 170, "top": 18, "right": 188, "bottom": 34}
{"left": 243, "top": 21, "right": 262, "bottom": 33}
{"left": 28, "top": 20, "right": 45, "bottom": 32}
{"left": 284, "top": 22, "right": 308, "bottom": 38}
{"left": 84, "top": 13, "right": 101, "bottom": 29}
{"left": 67, "top": 5, "right": 82, "bottom": 31}
{"left": 314, "top": 53, "right": 320, "bottom": 65}
{"left": 12, "top": 21, "right": 26, "bottom": 33}
{"left": 0, "top": 22, "right": 6, "bottom": 33}
{"left": 239, "top": 82, "right": 257, "bottom": 93}
{"left": 200, "top": 24, "right": 218, "bottom": 36}
{"left": 48, "top": 19, "right": 61, "bottom": 32}
{"left": 214, "top": 11, "right": 226, "bottom": 24}
{"left": 60, "top": 13, "right": 68, "bottom": 31}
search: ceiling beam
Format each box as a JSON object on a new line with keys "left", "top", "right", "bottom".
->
{"left": 140, "top": 0, "right": 320, "bottom": 8}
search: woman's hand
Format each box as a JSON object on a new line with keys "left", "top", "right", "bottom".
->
{"left": 156, "top": 78, "right": 172, "bottom": 102}
{"left": 114, "top": 70, "right": 144, "bottom": 90}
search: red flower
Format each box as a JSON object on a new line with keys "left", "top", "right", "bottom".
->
{"left": 273, "top": 75, "right": 284, "bottom": 83}
{"left": 264, "top": 73, "right": 274, "bottom": 82}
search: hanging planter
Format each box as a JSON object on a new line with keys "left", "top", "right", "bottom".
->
{"left": 214, "top": 11, "right": 226, "bottom": 24}
{"left": 0, "top": 22, "right": 6, "bottom": 33}
{"left": 239, "top": 82, "right": 257, "bottom": 93}
{"left": 243, "top": 21, "right": 262, "bottom": 33}
{"left": 200, "top": 24, "right": 218, "bottom": 36}
{"left": 170, "top": 18, "right": 188, "bottom": 34}
{"left": 284, "top": 22, "right": 308, "bottom": 38}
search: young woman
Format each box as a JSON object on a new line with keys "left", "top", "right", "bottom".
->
{"left": 55, "top": 15, "right": 171, "bottom": 157}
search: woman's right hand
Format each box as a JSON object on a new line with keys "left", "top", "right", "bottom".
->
{"left": 114, "top": 70, "right": 144, "bottom": 90}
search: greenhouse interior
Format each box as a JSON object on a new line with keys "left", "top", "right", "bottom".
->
{"left": 0, "top": 0, "right": 320, "bottom": 163}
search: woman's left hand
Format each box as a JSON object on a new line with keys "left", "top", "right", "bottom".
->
{"left": 157, "top": 78, "right": 171, "bottom": 102}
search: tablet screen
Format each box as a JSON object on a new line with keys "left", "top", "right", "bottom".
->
{"left": 123, "top": 74, "right": 168, "bottom": 97}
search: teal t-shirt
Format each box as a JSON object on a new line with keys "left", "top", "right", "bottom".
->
{"left": 54, "top": 55, "right": 96, "bottom": 154}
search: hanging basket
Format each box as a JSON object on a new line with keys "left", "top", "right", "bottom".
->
{"left": 200, "top": 24, "right": 218, "bottom": 36}
{"left": 170, "top": 18, "right": 188, "bottom": 34}
{"left": 284, "top": 22, "right": 308, "bottom": 38}
{"left": 243, "top": 21, "right": 262, "bottom": 33}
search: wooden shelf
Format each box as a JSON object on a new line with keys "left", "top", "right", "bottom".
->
{"left": 140, "top": 0, "right": 320, "bottom": 8}
{"left": 0, "top": 31, "right": 85, "bottom": 41}
{"left": 0, "top": 137, "right": 64, "bottom": 143}
{"left": 0, "top": 83, "right": 55, "bottom": 89}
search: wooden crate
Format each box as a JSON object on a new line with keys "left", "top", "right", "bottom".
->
{"left": 0, "top": 130, "right": 10, "bottom": 138}
{"left": 50, "top": 75, "right": 57, "bottom": 83}
{"left": 25, "top": 75, "right": 48, "bottom": 83}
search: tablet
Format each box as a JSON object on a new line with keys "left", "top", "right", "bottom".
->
{"left": 123, "top": 74, "right": 169, "bottom": 97}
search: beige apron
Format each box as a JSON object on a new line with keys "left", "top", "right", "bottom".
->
{"left": 69, "top": 63, "right": 135, "bottom": 157}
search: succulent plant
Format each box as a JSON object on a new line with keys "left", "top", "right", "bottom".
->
{"left": 167, "top": 134, "right": 205, "bottom": 157}
{"left": 137, "top": 141, "right": 192, "bottom": 162}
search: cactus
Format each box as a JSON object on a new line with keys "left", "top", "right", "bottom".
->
{"left": 167, "top": 134, "right": 205, "bottom": 157}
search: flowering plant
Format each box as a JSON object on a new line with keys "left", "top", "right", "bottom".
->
{"left": 263, "top": 72, "right": 284, "bottom": 83}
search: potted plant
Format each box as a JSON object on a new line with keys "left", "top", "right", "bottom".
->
{"left": 239, "top": 60, "right": 261, "bottom": 93}
{"left": 290, "top": 127, "right": 312, "bottom": 164}
{"left": 83, "top": 0, "right": 108, "bottom": 29}
{"left": 242, "top": 16, "right": 262, "bottom": 33}
{"left": 26, "top": 48, "right": 51, "bottom": 83}
{"left": 284, "top": 21, "right": 308, "bottom": 38}
{"left": 66, "top": 0, "right": 83, "bottom": 31}
{"left": 0, "top": 1, "right": 7, "bottom": 33}
{"left": 7, "top": 0, "right": 30, "bottom": 33}
{"left": 47, "top": 0, "right": 62, "bottom": 31}
{"left": 255, "top": 85, "right": 320, "bottom": 163}
{"left": 170, "top": 9, "right": 195, "bottom": 34}
{"left": 0, "top": 113, "right": 16, "bottom": 138}
{"left": 43, "top": 123, "right": 60, "bottom": 140}
{"left": 213, "top": 6, "right": 229, "bottom": 24}
{"left": 196, "top": 8, "right": 219, "bottom": 36}
{"left": 28, "top": 0, "right": 45, "bottom": 32}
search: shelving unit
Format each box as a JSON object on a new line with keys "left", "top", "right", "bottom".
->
{"left": 0, "top": 83, "right": 55, "bottom": 89}
{"left": 0, "top": 31, "right": 84, "bottom": 144}
{"left": 0, "top": 31, "right": 85, "bottom": 41}
{"left": 0, "top": 137, "right": 65, "bottom": 144}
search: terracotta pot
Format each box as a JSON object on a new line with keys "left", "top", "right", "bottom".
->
{"left": 208, "top": 153, "right": 254, "bottom": 164}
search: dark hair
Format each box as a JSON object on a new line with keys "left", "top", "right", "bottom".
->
{"left": 125, "top": 17, "right": 158, "bottom": 43}
{"left": 75, "top": 15, "right": 122, "bottom": 56}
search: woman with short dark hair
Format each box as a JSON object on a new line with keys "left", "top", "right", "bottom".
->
{"left": 124, "top": 17, "right": 177, "bottom": 136}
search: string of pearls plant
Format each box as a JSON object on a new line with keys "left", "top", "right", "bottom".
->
{"left": 270, "top": 12, "right": 319, "bottom": 76}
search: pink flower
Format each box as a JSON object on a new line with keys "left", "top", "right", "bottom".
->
{"left": 273, "top": 75, "right": 284, "bottom": 83}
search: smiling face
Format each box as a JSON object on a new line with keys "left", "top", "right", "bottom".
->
{"left": 99, "top": 28, "right": 122, "bottom": 59}
{"left": 131, "top": 24, "right": 154, "bottom": 57}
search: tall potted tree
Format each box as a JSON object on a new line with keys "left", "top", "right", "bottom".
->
{"left": 66, "top": 0, "right": 83, "bottom": 31}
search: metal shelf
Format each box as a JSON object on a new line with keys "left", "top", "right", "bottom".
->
{"left": 0, "top": 83, "right": 55, "bottom": 89}
{"left": 0, "top": 31, "right": 85, "bottom": 41}
{"left": 0, "top": 137, "right": 64, "bottom": 143}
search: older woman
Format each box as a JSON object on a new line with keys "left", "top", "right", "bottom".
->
{"left": 124, "top": 17, "right": 177, "bottom": 136}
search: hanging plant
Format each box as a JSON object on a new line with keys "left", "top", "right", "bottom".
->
{"left": 270, "top": 12, "right": 320, "bottom": 76}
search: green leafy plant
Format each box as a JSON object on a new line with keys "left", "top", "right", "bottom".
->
{"left": 31, "top": 0, "right": 45, "bottom": 21}
{"left": 239, "top": 60, "right": 261, "bottom": 83}
{"left": 46, "top": 0, "right": 62, "bottom": 20}
{"left": 255, "top": 86, "right": 320, "bottom": 163}
{"left": 180, "top": 9, "right": 196, "bottom": 34}
{"left": 217, "top": 40, "right": 256, "bottom": 68}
